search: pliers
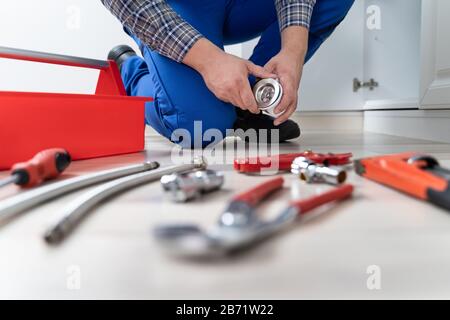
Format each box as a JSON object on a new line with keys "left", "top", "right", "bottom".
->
{"left": 234, "top": 151, "right": 353, "bottom": 175}
{"left": 155, "top": 177, "right": 354, "bottom": 258}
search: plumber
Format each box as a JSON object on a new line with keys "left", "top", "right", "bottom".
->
{"left": 102, "top": 0, "right": 355, "bottom": 147}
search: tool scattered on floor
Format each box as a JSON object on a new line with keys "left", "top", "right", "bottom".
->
{"left": 0, "top": 161, "right": 161, "bottom": 226}
{"left": 355, "top": 153, "right": 450, "bottom": 211}
{"left": 0, "top": 148, "right": 71, "bottom": 189}
{"left": 253, "top": 78, "right": 284, "bottom": 118}
{"left": 44, "top": 157, "right": 207, "bottom": 245}
{"left": 234, "top": 151, "right": 352, "bottom": 175}
{"left": 155, "top": 177, "right": 354, "bottom": 258}
{"left": 161, "top": 170, "right": 224, "bottom": 203}
{"left": 291, "top": 157, "right": 347, "bottom": 185}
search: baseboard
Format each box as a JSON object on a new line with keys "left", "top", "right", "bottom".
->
{"left": 295, "top": 111, "right": 364, "bottom": 132}
{"left": 364, "top": 98, "right": 419, "bottom": 110}
{"left": 364, "top": 109, "right": 450, "bottom": 143}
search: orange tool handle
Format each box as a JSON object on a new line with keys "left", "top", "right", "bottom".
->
{"left": 11, "top": 148, "right": 71, "bottom": 188}
{"left": 233, "top": 177, "right": 284, "bottom": 206}
{"left": 290, "top": 184, "right": 354, "bottom": 215}
{"left": 355, "top": 153, "right": 448, "bottom": 200}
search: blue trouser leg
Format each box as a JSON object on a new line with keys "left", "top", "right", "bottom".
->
{"left": 224, "top": 0, "right": 355, "bottom": 68}
{"left": 120, "top": 0, "right": 355, "bottom": 148}
{"left": 122, "top": 0, "right": 234, "bottom": 148}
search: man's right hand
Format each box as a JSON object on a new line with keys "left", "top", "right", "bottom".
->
{"left": 183, "top": 38, "right": 276, "bottom": 113}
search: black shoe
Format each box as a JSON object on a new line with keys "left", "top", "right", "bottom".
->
{"left": 233, "top": 109, "right": 301, "bottom": 143}
{"left": 107, "top": 45, "right": 137, "bottom": 71}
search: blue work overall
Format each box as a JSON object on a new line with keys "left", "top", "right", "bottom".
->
{"left": 121, "top": 0, "right": 355, "bottom": 147}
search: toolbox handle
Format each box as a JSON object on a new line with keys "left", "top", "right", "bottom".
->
{"left": 0, "top": 46, "right": 109, "bottom": 70}
{"left": 0, "top": 46, "right": 127, "bottom": 96}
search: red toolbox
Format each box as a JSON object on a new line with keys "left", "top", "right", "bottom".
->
{"left": 0, "top": 46, "right": 150, "bottom": 170}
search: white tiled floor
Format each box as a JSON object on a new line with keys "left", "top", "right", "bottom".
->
{"left": 1, "top": 125, "right": 450, "bottom": 299}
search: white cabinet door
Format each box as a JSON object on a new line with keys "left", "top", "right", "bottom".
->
{"left": 299, "top": 0, "right": 365, "bottom": 111}
{"left": 420, "top": 0, "right": 450, "bottom": 108}
{"left": 363, "top": 0, "right": 422, "bottom": 110}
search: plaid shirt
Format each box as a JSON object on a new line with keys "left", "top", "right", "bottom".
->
{"left": 101, "top": 0, "right": 316, "bottom": 63}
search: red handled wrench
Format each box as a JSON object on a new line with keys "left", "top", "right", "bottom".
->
{"left": 234, "top": 151, "right": 353, "bottom": 175}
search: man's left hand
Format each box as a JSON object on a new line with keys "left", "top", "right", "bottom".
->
{"left": 264, "top": 50, "right": 304, "bottom": 126}
{"left": 264, "top": 26, "right": 308, "bottom": 126}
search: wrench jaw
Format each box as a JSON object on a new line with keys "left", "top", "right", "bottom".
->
{"left": 219, "top": 201, "right": 259, "bottom": 229}
{"left": 154, "top": 224, "right": 226, "bottom": 258}
{"left": 154, "top": 206, "right": 299, "bottom": 259}
{"left": 208, "top": 206, "right": 299, "bottom": 256}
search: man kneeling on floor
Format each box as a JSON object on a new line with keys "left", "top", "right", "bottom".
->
{"left": 102, "top": 0, "right": 354, "bottom": 148}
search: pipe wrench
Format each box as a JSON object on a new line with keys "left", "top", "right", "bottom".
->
{"left": 355, "top": 153, "right": 450, "bottom": 211}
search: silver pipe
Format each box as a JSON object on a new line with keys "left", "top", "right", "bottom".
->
{"left": 0, "top": 162, "right": 160, "bottom": 226}
{"left": 45, "top": 158, "right": 207, "bottom": 244}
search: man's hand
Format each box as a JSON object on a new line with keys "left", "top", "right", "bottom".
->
{"left": 183, "top": 38, "right": 275, "bottom": 113}
{"left": 265, "top": 26, "right": 308, "bottom": 126}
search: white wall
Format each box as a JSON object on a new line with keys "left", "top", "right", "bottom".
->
{"left": 0, "top": 0, "right": 137, "bottom": 94}
{"left": 435, "top": 0, "right": 450, "bottom": 74}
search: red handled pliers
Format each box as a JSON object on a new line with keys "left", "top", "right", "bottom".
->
{"left": 155, "top": 177, "right": 354, "bottom": 257}
{"left": 234, "top": 151, "right": 353, "bottom": 174}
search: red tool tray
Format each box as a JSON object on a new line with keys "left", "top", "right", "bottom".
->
{"left": 0, "top": 46, "right": 151, "bottom": 170}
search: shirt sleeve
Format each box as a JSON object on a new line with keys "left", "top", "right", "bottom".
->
{"left": 101, "top": 0, "right": 203, "bottom": 63}
{"left": 275, "top": 0, "right": 317, "bottom": 31}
